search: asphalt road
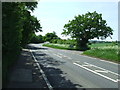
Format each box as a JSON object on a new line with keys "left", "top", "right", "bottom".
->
{"left": 28, "top": 43, "right": 119, "bottom": 89}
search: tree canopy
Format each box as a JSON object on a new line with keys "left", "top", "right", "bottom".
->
{"left": 62, "top": 11, "right": 113, "bottom": 50}
{"left": 3, "top": 2, "right": 42, "bottom": 51}
{"left": 44, "top": 31, "right": 60, "bottom": 42}
{"left": 2, "top": 2, "right": 41, "bottom": 87}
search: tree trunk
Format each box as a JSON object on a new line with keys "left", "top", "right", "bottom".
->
{"left": 76, "top": 38, "right": 89, "bottom": 51}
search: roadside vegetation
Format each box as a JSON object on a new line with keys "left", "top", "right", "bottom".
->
{"left": 43, "top": 41, "right": 119, "bottom": 63}
{"left": 2, "top": 2, "right": 41, "bottom": 87}
{"left": 83, "top": 42, "right": 119, "bottom": 63}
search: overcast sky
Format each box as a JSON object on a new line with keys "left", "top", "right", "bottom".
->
{"left": 31, "top": 0, "right": 118, "bottom": 41}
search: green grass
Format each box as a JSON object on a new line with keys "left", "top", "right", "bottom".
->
{"left": 83, "top": 44, "right": 119, "bottom": 63}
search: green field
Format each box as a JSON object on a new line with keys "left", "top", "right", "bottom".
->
{"left": 43, "top": 43, "right": 119, "bottom": 63}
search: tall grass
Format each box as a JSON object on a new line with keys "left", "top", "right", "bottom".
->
{"left": 83, "top": 45, "right": 119, "bottom": 63}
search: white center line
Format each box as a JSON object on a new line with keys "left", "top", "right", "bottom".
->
{"left": 84, "top": 62, "right": 120, "bottom": 76}
{"left": 53, "top": 54, "right": 62, "bottom": 58}
{"left": 56, "top": 53, "right": 72, "bottom": 59}
{"left": 73, "top": 62, "right": 119, "bottom": 83}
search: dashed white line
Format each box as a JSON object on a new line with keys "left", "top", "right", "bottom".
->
{"left": 53, "top": 53, "right": 72, "bottom": 59}
{"left": 58, "top": 53, "right": 63, "bottom": 56}
{"left": 53, "top": 54, "right": 62, "bottom": 58}
{"left": 82, "top": 64, "right": 92, "bottom": 67}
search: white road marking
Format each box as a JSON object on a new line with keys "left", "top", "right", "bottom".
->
{"left": 54, "top": 53, "right": 72, "bottom": 60}
{"left": 58, "top": 53, "right": 63, "bottom": 56}
{"left": 82, "top": 64, "right": 93, "bottom": 67}
{"left": 43, "top": 50, "right": 48, "bottom": 52}
{"left": 62, "top": 55, "right": 72, "bottom": 59}
{"left": 116, "top": 79, "right": 120, "bottom": 82}
{"left": 30, "top": 49, "right": 53, "bottom": 90}
{"left": 53, "top": 54, "right": 62, "bottom": 58}
{"left": 73, "top": 62, "right": 119, "bottom": 83}
{"left": 30, "top": 50, "right": 41, "bottom": 52}
{"left": 44, "top": 50, "right": 72, "bottom": 60}
{"left": 84, "top": 62, "right": 120, "bottom": 76}
{"left": 94, "top": 70, "right": 108, "bottom": 73}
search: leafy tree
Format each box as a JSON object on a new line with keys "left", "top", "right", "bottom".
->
{"left": 2, "top": 3, "right": 27, "bottom": 65}
{"left": 2, "top": 2, "right": 23, "bottom": 87}
{"left": 44, "top": 31, "right": 59, "bottom": 42}
{"left": 21, "top": 11, "right": 42, "bottom": 47}
{"left": 30, "top": 33, "right": 44, "bottom": 43}
{"left": 62, "top": 11, "right": 113, "bottom": 50}
{"left": 2, "top": 2, "right": 40, "bottom": 53}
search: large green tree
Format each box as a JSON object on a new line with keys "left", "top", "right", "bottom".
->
{"left": 62, "top": 11, "right": 113, "bottom": 50}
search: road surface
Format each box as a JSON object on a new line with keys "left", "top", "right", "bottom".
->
{"left": 27, "top": 43, "right": 119, "bottom": 89}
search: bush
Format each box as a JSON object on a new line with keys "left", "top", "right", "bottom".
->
{"left": 51, "top": 39, "right": 58, "bottom": 43}
{"left": 30, "top": 34, "right": 44, "bottom": 43}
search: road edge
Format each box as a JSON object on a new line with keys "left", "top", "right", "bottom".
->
{"left": 29, "top": 49, "right": 53, "bottom": 90}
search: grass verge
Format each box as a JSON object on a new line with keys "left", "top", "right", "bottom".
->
{"left": 83, "top": 48, "right": 119, "bottom": 63}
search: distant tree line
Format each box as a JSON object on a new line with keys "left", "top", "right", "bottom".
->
{"left": 31, "top": 31, "right": 76, "bottom": 46}
{"left": 30, "top": 34, "right": 44, "bottom": 43}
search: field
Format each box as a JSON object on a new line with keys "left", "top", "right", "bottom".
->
{"left": 43, "top": 43, "right": 119, "bottom": 63}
